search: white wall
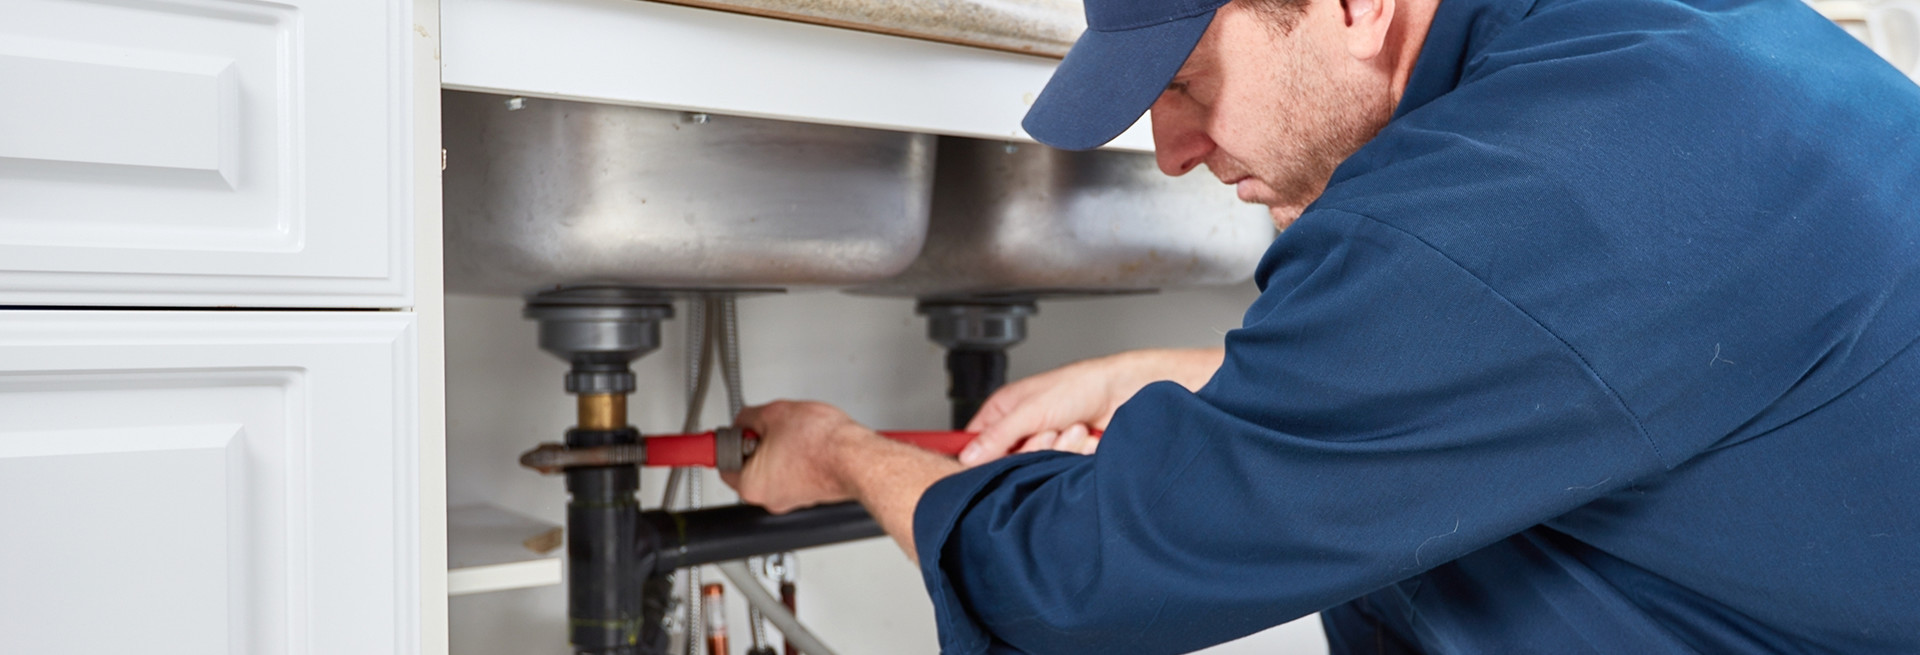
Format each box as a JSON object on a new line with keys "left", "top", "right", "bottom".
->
{"left": 445, "top": 285, "right": 1328, "bottom": 655}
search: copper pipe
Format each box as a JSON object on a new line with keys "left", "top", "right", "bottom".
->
{"left": 703, "top": 583, "right": 730, "bottom": 655}
{"left": 577, "top": 393, "right": 627, "bottom": 430}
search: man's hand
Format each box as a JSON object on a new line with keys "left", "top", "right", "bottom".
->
{"left": 723, "top": 400, "right": 963, "bottom": 560}
{"left": 725, "top": 401, "right": 864, "bottom": 514}
{"left": 960, "top": 348, "right": 1225, "bottom": 466}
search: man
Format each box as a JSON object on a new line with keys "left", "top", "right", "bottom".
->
{"left": 725, "top": 0, "right": 1920, "bottom": 651}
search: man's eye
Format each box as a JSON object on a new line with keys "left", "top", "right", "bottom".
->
{"left": 1167, "top": 81, "right": 1189, "bottom": 94}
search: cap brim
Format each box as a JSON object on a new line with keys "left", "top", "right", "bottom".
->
{"left": 1021, "top": 10, "right": 1216, "bottom": 151}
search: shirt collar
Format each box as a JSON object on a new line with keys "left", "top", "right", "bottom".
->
{"left": 1393, "top": 0, "right": 1541, "bottom": 119}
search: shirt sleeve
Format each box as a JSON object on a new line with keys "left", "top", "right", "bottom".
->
{"left": 912, "top": 208, "right": 1669, "bottom": 655}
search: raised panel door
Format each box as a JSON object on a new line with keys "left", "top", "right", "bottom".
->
{"left": 0, "top": 0, "right": 413, "bottom": 307}
{"left": 0, "top": 311, "right": 420, "bottom": 654}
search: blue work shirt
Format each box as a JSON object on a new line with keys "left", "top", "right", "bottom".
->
{"left": 911, "top": 0, "right": 1920, "bottom": 652}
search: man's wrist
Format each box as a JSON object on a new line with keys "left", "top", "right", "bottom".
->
{"left": 823, "top": 423, "right": 883, "bottom": 500}
{"left": 822, "top": 423, "right": 962, "bottom": 506}
{"left": 820, "top": 422, "right": 965, "bottom": 561}
{"left": 1113, "top": 347, "right": 1224, "bottom": 392}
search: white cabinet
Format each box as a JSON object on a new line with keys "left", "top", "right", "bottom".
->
{"left": 0, "top": 0, "right": 441, "bottom": 653}
{"left": 0, "top": 311, "right": 420, "bottom": 655}
{"left": 0, "top": 0, "right": 414, "bottom": 307}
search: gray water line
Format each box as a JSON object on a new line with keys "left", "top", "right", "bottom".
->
{"left": 718, "top": 561, "right": 840, "bottom": 655}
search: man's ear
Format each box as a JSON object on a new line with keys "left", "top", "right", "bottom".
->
{"left": 1340, "top": 0, "right": 1396, "bottom": 61}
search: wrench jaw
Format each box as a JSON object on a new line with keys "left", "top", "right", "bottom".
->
{"left": 519, "top": 441, "right": 651, "bottom": 475}
{"left": 520, "top": 442, "right": 570, "bottom": 475}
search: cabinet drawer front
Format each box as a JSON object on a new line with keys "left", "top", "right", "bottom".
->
{"left": 0, "top": 0, "right": 412, "bottom": 307}
{"left": 0, "top": 311, "right": 420, "bottom": 654}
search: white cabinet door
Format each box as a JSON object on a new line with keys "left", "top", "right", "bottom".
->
{"left": 0, "top": 311, "right": 420, "bottom": 655}
{"left": 0, "top": 0, "right": 413, "bottom": 308}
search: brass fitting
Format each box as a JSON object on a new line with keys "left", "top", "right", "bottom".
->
{"left": 577, "top": 393, "right": 628, "bottom": 431}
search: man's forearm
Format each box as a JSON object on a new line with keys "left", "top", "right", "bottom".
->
{"left": 1126, "top": 347, "right": 1226, "bottom": 391}
{"left": 828, "top": 426, "right": 965, "bottom": 562}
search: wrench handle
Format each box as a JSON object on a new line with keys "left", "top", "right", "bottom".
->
{"left": 641, "top": 428, "right": 1101, "bottom": 468}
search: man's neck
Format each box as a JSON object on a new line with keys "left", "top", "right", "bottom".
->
{"left": 1387, "top": 0, "right": 1443, "bottom": 110}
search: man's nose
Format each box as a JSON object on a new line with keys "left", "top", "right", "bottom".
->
{"left": 1150, "top": 94, "right": 1214, "bottom": 177}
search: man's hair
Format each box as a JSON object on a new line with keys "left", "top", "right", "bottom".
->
{"left": 1240, "top": 0, "right": 1311, "bottom": 34}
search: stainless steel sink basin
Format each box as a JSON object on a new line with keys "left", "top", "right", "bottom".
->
{"left": 853, "top": 137, "right": 1275, "bottom": 300}
{"left": 442, "top": 91, "right": 936, "bottom": 296}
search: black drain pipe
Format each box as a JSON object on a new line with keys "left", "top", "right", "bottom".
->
{"left": 565, "top": 427, "right": 651, "bottom": 654}
{"left": 639, "top": 502, "right": 885, "bottom": 572}
{"left": 945, "top": 349, "right": 1009, "bottom": 430}
{"left": 524, "top": 290, "right": 676, "bottom": 655}
{"left": 918, "top": 301, "right": 1035, "bottom": 429}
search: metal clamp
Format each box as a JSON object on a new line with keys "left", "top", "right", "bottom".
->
{"left": 715, "top": 426, "right": 750, "bottom": 474}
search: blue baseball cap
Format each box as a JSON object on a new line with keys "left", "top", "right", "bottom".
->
{"left": 1022, "top": 0, "right": 1230, "bottom": 150}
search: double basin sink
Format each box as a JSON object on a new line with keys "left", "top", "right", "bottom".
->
{"left": 442, "top": 91, "right": 1275, "bottom": 299}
